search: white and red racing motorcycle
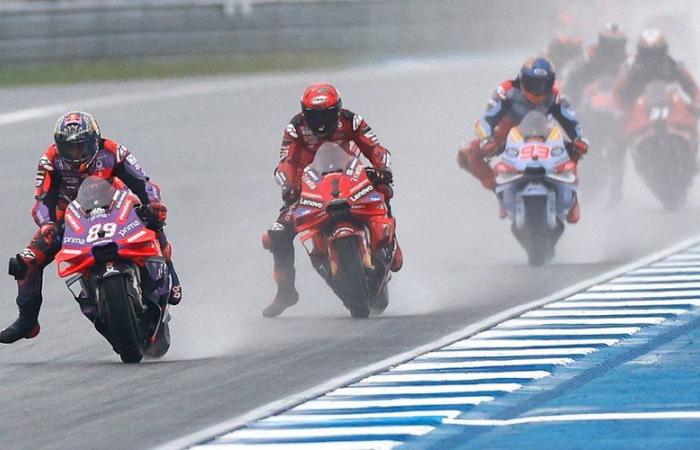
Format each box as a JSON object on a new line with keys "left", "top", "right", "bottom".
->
{"left": 493, "top": 111, "right": 578, "bottom": 266}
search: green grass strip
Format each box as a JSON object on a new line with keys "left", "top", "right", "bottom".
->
{"left": 0, "top": 52, "right": 349, "bottom": 86}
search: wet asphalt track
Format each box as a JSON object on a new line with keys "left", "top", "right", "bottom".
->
{"left": 1, "top": 56, "right": 700, "bottom": 449}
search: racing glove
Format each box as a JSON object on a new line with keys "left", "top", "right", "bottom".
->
{"left": 480, "top": 137, "right": 498, "bottom": 157}
{"left": 38, "top": 222, "right": 58, "bottom": 246}
{"left": 282, "top": 186, "right": 300, "bottom": 206}
{"left": 571, "top": 138, "right": 589, "bottom": 161}
{"left": 136, "top": 202, "right": 167, "bottom": 230}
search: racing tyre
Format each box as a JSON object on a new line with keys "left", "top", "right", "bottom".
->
{"left": 522, "top": 197, "right": 560, "bottom": 267}
{"left": 333, "top": 236, "right": 370, "bottom": 319}
{"left": 100, "top": 275, "right": 143, "bottom": 363}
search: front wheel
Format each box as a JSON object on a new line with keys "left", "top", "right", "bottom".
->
{"left": 333, "top": 236, "right": 370, "bottom": 319}
{"left": 100, "top": 275, "right": 143, "bottom": 363}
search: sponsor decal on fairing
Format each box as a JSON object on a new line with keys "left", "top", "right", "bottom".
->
{"left": 350, "top": 184, "right": 374, "bottom": 202}
{"left": 299, "top": 198, "right": 323, "bottom": 209}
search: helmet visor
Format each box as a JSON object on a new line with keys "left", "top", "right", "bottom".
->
{"left": 303, "top": 105, "right": 340, "bottom": 134}
{"left": 522, "top": 74, "right": 553, "bottom": 96}
{"left": 57, "top": 139, "right": 97, "bottom": 164}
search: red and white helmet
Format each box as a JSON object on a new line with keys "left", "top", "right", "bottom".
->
{"left": 301, "top": 83, "right": 342, "bottom": 136}
{"left": 636, "top": 29, "right": 668, "bottom": 61}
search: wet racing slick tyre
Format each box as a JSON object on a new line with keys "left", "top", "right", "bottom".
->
{"left": 521, "top": 196, "right": 560, "bottom": 267}
{"left": 333, "top": 236, "right": 370, "bottom": 319}
{"left": 100, "top": 275, "right": 143, "bottom": 363}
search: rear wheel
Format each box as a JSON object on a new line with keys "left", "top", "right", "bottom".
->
{"left": 100, "top": 275, "right": 143, "bottom": 363}
{"left": 333, "top": 236, "right": 370, "bottom": 319}
{"left": 635, "top": 135, "right": 695, "bottom": 211}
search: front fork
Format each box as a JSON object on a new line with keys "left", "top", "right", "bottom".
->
{"left": 327, "top": 225, "right": 373, "bottom": 276}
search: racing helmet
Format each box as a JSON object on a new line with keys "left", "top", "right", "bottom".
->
{"left": 597, "top": 23, "right": 627, "bottom": 60}
{"left": 519, "top": 57, "right": 556, "bottom": 104}
{"left": 546, "top": 34, "right": 582, "bottom": 69}
{"left": 301, "top": 83, "right": 342, "bottom": 136}
{"left": 636, "top": 29, "right": 668, "bottom": 62}
{"left": 53, "top": 111, "right": 101, "bottom": 171}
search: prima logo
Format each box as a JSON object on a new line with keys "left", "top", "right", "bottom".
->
{"left": 119, "top": 220, "right": 140, "bottom": 237}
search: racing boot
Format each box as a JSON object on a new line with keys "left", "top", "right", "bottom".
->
{"left": 167, "top": 261, "right": 182, "bottom": 306}
{"left": 262, "top": 268, "right": 299, "bottom": 318}
{"left": 390, "top": 240, "right": 403, "bottom": 272}
{"left": 160, "top": 241, "right": 182, "bottom": 306}
{"left": 567, "top": 196, "right": 581, "bottom": 224}
{"left": 0, "top": 302, "right": 41, "bottom": 344}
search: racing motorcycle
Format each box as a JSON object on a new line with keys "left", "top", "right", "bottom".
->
{"left": 576, "top": 75, "right": 622, "bottom": 200}
{"left": 293, "top": 142, "right": 398, "bottom": 318}
{"left": 625, "top": 80, "right": 698, "bottom": 210}
{"left": 493, "top": 111, "right": 578, "bottom": 266}
{"left": 55, "top": 176, "right": 172, "bottom": 363}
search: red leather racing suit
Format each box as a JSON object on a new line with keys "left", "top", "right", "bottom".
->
{"left": 266, "top": 109, "right": 392, "bottom": 281}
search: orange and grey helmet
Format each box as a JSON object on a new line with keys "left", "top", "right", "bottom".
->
{"left": 301, "top": 83, "right": 342, "bottom": 136}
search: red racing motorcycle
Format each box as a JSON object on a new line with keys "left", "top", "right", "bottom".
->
{"left": 293, "top": 142, "right": 398, "bottom": 318}
{"left": 56, "top": 176, "right": 172, "bottom": 363}
{"left": 625, "top": 80, "right": 698, "bottom": 210}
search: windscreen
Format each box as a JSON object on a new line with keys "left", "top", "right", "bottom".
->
{"left": 517, "top": 111, "right": 554, "bottom": 141}
{"left": 308, "top": 142, "right": 357, "bottom": 175}
{"left": 75, "top": 176, "right": 116, "bottom": 211}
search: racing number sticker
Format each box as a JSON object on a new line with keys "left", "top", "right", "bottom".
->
{"left": 520, "top": 144, "right": 550, "bottom": 160}
{"left": 86, "top": 223, "right": 117, "bottom": 243}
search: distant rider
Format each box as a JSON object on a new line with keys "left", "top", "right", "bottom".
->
{"left": 0, "top": 111, "right": 182, "bottom": 344}
{"left": 457, "top": 57, "right": 589, "bottom": 223}
{"left": 615, "top": 29, "right": 700, "bottom": 111}
{"left": 262, "top": 83, "right": 402, "bottom": 318}
{"left": 545, "top": 34, "right": 583, "bottom": 74}
{"left": 564, "top": 23, "right": 628, "bottom": 106}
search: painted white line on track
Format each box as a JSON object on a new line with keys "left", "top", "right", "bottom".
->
{"left": 425, "top": 348, "right": 598, "bottom": 358}
{"left": 611, "top": 275, "right": 700, "bottom": 283}
{"left": 476, "top": 327, "right": 640, "bottom": 338}
{"left": 444, "top": 339, "right": 620, "bottom": 349}
{"left": 159, "top": 236, "right": 700, "bottom": 450}
{"left": 651, "top": 261, "right": 700, "bottom": 268}
{"left": 497, "top": 317, "right": 666, "bottom": 327}
{"left": 363, "top": 371, "right": 551, "bottom": 383}
{"left": 262, "top": 411, "right": 463, "bottom": 423}
{"left": 548, "top": 300, "right": 700, "bottom": 308}
{"left": 331, "top": 383, "right": 522, "bottom": 396}
{"left": 294, "top": 396, "right": 495, "bottom": 411}
{"left": 192, "top": 441, "right": 401, "bottom": 450}
{"left": 444, "top": 411, "right": 700, "bottom": 427}
{"left": 633, "top": 268, "right": 700, "bottom": 274}
{"left": 396, "top": 358, "right": 574, "bottom": 371}
{"left": 220, "top": 425, "right": 434, "bottom": 440}
{"left": 523, "top": 308, "right": 685, "bottom": 317}
{"left": 589, "top": 282, "right": 700, "bottom": 291}
{"left": 568, "top": 290, "right": 700, "bottom": 300}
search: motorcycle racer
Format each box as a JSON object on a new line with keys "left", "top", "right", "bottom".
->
{"left": 262, "top": 83, "right": 402, "bottom": 318}
{"left": 564, "top": 23, "right": 628, "bottom": 106}
{"left": 457, "top": 57, "right": 588, "bottom": 223}
{"left": 545, "top": 34, "right": 584, "bottom": 74}
{"left": 615, "top": 29, "right": 700, "bottom": 111}
{"left": 0, "top": 111, "right": 182, "bottom": 344}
